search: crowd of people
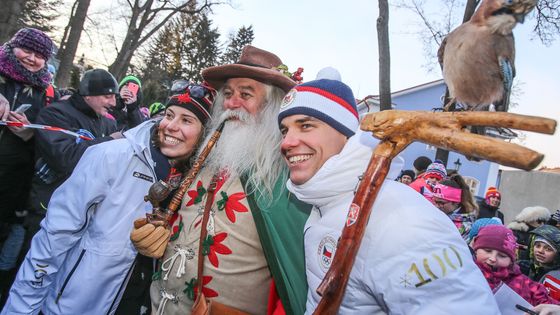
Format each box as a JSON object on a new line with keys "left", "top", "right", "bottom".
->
{"left": 396, "top": 156, "right": 560, "bottom": 312}
{"left": 1, "top": 27, "right": 560, "bottom": 315}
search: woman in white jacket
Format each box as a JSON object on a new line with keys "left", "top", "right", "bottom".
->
{"left": 277, "top": 74, "right": 500, "bottom": 314}
{"left": 1, "top": 84, "right": 215, "bottom": 315}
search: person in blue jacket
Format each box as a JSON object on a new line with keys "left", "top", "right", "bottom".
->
{"left": 1, "top": 83, "right": 215, "bottom": 315}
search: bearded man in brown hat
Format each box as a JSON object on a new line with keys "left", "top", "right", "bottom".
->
{"left": 131, "top": 46, "right": 310, "bottom": 315}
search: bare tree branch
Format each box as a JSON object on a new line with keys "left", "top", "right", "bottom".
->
{"left": 533, "top": 0, "right": 560, "bottom": 45}
{"left": 108, "top": 0, "right": 227, "bottom": 79}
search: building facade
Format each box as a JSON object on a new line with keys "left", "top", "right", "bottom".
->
{"left": 358, "top": 80, "right": 499, "bottom": 198}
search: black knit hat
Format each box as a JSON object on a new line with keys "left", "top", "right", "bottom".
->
{"left": 400, "top": 169, "right": 416, "bottom": 180}
{"left": 79, "top": 69, "right": 119, "bottom": 96}
{"left": 166, "top": 82, "right": 216, "bottom": 125}
{"left": 8, "top": 28, "right": 53, "bottom": 60}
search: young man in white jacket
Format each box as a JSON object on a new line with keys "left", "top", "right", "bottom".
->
{"left": 1, "top": 84, "right": 215, "bottom": 315}
{"left": 277, "top": 72, "right": 501, "bottom": 314}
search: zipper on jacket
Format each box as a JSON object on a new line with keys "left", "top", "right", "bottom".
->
{"left": 141, "top": 150, "right": 158, "bottom": 181}
{"left": 10, "top": 87, "right": 20, "bottom": 111}
{"left": 77, "top": 202, "right": 96, "bottom": 233}
{"left": 106, "top": 257, "right": 137, "bottom": 314}
{"left": 55, "top": 249, "right": 86, "bottom": 304}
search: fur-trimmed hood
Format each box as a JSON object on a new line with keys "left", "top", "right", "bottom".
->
{"left": 512, "top": 206, "right": 551, "bottom": 224}
{"left": 507, "top": 220, "right": 530, "bottom": 232}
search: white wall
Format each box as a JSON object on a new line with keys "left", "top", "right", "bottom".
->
{"left": 500, "top": 171, "right": 560, "bottom": 224}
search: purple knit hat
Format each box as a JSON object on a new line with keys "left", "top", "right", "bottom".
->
{"left": 8, "top": 28, "right": 53, "bottom": 60}
{"left": 473, "top": 225, "right": 517, "bottom": 261}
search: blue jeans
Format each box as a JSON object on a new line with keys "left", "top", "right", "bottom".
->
{"left": 0, "top": 224, "right": 25, "bottom": 270}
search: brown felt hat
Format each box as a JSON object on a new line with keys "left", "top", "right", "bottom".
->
{"left": 201, "top": 45, "right": 295, "bottom": 92}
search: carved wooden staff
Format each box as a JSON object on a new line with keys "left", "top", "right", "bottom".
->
{"left": 135, "top": 120, "right": 227, "bottom": 228}
{"left": 313, "top": 110, "right": 556, "bottom": 314}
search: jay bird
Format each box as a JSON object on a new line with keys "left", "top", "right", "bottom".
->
{"left": 438, "top": 0, "right": 537, "bottom": 112}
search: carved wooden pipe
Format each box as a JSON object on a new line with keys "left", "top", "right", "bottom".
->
{"left": 136, "top": 120, "right": 227, "bottom": 229}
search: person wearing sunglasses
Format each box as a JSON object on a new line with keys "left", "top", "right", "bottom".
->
{"left": 2, "top": 84, "right": 214, "bottom": 315}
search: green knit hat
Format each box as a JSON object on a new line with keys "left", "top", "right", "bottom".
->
{"left": 149, "top": 102, "right": 165, "bottom": 117}
{"left": 119, "top": 75, "right": 142, "bottom": 88}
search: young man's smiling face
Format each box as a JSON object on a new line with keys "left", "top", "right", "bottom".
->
{"left": 280, "top": 115, "right": 347, "bottom": 185}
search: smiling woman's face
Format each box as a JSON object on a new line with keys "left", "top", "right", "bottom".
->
{"left": 13, "top": 47, "right": 46, "bottom": 73}
{"left": 158, "top": 106, "right": 203, "bottom": 159}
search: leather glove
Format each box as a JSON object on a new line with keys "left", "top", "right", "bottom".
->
{"left": 131, "top": 218, "right": 170, "bottom": 258}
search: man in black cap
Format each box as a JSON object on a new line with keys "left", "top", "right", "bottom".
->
{"left": 23, "top": 69, "right": 123, "bottom": 244}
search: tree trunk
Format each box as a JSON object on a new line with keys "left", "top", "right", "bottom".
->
{"left": 55, "top": 0, "right": 91, "bottom": 88}
{"left": 58, "top": 0, "right": 80, "bottom": 54}
{"left": 377, "top": 0, "right": 391, "bottom": 111}
{"left": 108, "top": 35, "right": 138, "bottom": 80}
{"left": 108, "top": 0, "right": 146, "bottom": 79}
{"left": 462, "top": 0, "right": 481, "bottom": 22}
{"left": 0, "top": 0, "right": 28, "bottom": 44}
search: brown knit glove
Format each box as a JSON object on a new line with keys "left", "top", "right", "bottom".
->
{"left": 130, "top": 218, "right": 170, "bottom": 258}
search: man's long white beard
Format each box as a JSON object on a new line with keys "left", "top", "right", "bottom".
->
{"left": 201, "top": 108, "right": 284, "bottom": 196}
{"left": 204, "top": 110, "right": 260, "bottom": 176}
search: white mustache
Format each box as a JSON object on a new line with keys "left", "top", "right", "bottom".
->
{"left": 219, "top": 109, "right": 252, "bottom": 124}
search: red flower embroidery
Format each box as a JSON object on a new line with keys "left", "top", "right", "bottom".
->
{"left": 186, "top": 180, "right": 206, "bottom": 206}
{"left": 169, "top": 212, "right": 181, "bottom": 228}
{"left": 194, "top": 276, "right": 219, "bottom": 299}
{"left": 218, "top": 192, "right": 248, "bottom": 223}
{"left": 207, "top": 232, "right": 232, "bottom": 267}
{"left": 170, "top": 216, "right": 183, "bottom": 241}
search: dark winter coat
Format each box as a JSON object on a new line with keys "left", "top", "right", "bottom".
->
{"left": 514, "top": 228, "right": 535, "bottom": 261}
{"left": 110, "top": 85, "right": 145, "bottom": 131}
{"left": 519, "top": 224, "right": 560, "bottom": 282}
{"left": 0, "top": 75, "right": 46, "bottom": 223}
{"left": 28, "top": 93, "right": 117, "bottom": 219}
{"left": 477, "top": 199, "right": 504, "bottom": 223}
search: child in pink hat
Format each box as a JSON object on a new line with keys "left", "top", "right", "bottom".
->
{"left": 473, "top": 225, "right": 558, "bottom": 306}
{"left": 410, "top": 159, "right": 447, "bottom": 202}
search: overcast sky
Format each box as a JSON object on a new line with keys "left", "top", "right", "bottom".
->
{"left": 209, "top": 0, "right": 560, "bottom": 167}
